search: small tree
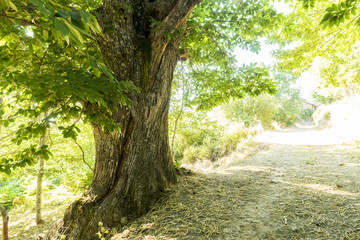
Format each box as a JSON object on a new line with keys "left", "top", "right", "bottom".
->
{"left": 35, "top": 128, "right": 47, "bottom": 225}
{"left": 0, "top": 204, "right": 8, "bottom": 240}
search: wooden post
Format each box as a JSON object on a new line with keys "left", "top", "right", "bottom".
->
{"left": 0, "top": 204, "right": 9, "bottom": 240}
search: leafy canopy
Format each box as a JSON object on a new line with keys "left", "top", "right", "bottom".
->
{"left": 1, "top": 0, "right": 284, "bottom": 173}
{"left": 177, "top": 0, "right": 283, "bottom": 110}
{"left": 0, "top": 0, "right": 138, "bottom": 173}
{"left": 273, "top": 0, "right": 360, "bottom": 87}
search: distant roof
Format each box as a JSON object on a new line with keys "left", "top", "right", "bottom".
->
{"left": 301, "top": 98, "right": 321, "bottom": 107}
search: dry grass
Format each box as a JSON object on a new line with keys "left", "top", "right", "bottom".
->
{"left": 0, "top": 187, "right": 78, "bottom": 240}
{"left": 111, "top": 138, "right": 360, "bottom": 240}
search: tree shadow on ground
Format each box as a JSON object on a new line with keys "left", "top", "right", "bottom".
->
{"left": 113, "top": 136, "right": 360, "bottom": 240}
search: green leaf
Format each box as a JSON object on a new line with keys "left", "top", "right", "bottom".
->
{"left": 4, "top": 166, "right": 11, "bottom": 175}
{"left": 71, "top": 22, "right": 94, "bottom": 39}
{"left": 345, "top": 11, "right": 351, "bottom": 20}
{"left": 326, "top": 6, "right": 334, "bottom": 12}
{"left": 29, "top": 0, "right": 53, "bottom": 17}
{"left": 63, "top": 19, "right": 84, "bottom": 44}
{"left": 43, "top": 153, "right": 49, "bottom": 160}
{"left": 58, "top": 9, "right": 70, "bottom": 19}
{"left": 43, "top": 30, "right": 49, "bottom": 40}
{"left": 0, "top": 0, "right": 10, "bottom": 10}
{"left": 0, "top": 36, "right": 7, "bottom": 46}
{"left": 54, "top": 18, "right": 70, "bottom": 36}
{"left": 89, "top": 14, "right": 102, "bottom": 34}
{"left": 80, "top": 11, "right": 91, "bottom": 23}
{"left": 9, "top": 1, "right": 17, "bottom": 11}
{"left": 351, "top": 7, "right": 357, "bottom": 15}
{"left": 16, "top": 139, "right": 22, "bottom": 146}
{"left": 41, "top": 145, "right": 48, "bottom": 150}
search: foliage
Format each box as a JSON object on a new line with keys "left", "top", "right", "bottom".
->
{"left": 0, "top": 179, "right": 25, "bottom": 209}
{"left": 312, "top": 92, "right": 341, "bottom": 104}
{"left": 0, "top": 0, "right": 139, "bottom": 174}
{"left": 317, "top": 53, "right": 360, "bottom": 96}
{"left": 221, "top": 68, "right": 314, "bottom": 127}
{"left": 297, "top": 0, "right": 358, "bottom": 29}
{"left": 178, "top": 0, "right": 284, "bottom": 110}
{"left": 170, "top": 110, "right": 252, "bottom": 165}
{"left": 222, "top": 94, "right": 278, "bottom": 129}
{"left": 272, "top": 0, "right": 360, "bottom": 98}
{"left": 300, "top": 108, "right": 315, "bottom": 119}
{"left": 172, "top": 111, "right": 221, "bottom": 164}
{"left": 96, "top": 222, "right": 110, "bottom": 240}
{"left": 0, "top": 0, "right": 287, "bottom": 175}
{"left": 271, "top": 69, "right": 315, "bottom": 126}
{"left": 220, "top": 124, "right": 251, "bottom": 154}
{"left": 0, "top": 119, "right": 95, "bottom": 211}
{"left": 273, "top": 91, "right": 303, "bottom": 126}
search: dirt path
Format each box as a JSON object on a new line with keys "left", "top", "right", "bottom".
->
{"left": 115, "top": 128, "right": 360, "bottom": 240}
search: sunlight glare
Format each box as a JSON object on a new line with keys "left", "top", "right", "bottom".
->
{"left": 25, "top": 30, "right": 34, "bottom": 38}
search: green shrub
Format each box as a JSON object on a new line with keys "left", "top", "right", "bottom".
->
{"left": 50, "top": 175, "right": 62, "bottom": 186}
{"left": 175, "top": 126, "right": 221, "bottom": 164}
{"left": 300, "top": 108, "right": 314, "bottom": 119}
{"left": 172, "top": 115, "right": 253, "bottom": 164}
{"left": 220, "top": 125, "right": 250, "bottom": 154}
{"left": 312, "top": 92, "right": 341, "bottom": 104}
{"left": 222, "top": 94, "right": 278, "bottom": 129}
{"left": 273, "top": 91, "right": 302, "bottom": 127}
{"left": 182, "top": 145, "right": 213, "bottom": 164}
{"left": 0, "top": 180, "right": 25, "bottom": 209}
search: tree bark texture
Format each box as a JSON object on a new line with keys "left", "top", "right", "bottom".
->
{"left": 63, "top": 1, "right": 200, "bottom": 239}
{"left": 0, "top": 204, "right": 8, "bottom": 240}
{"left": 36, "top": 131, "right": 46, "bottom": 225}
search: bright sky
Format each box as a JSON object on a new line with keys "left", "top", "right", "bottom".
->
{"left": 234, "top": 1, "right": 321, "bottom": 100}
{"left": 234, "top": 1, "right": 292, "bottom": 66}
{"left": 234, "top": 39, "right": 274, "bottom": 66}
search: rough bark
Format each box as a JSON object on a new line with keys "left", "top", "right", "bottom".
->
{"left": 36, "top": 130, "right": 46, "bottom": 225}
{"left": 0, "top": 204, "right": 8, "bottom": 240}
{"left": 63, "top": 1, "right": 201, "bottom": 239}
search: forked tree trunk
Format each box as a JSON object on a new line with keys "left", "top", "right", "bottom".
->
{"left": 63, "top": 1, "right": 200, "bottom": 239}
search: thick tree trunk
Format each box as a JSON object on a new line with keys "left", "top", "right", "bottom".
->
{"left": 63, "top": 1, "right": 200, "bottom": 239}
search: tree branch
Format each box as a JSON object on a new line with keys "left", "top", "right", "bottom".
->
{"left": 171, "top": 64, "right": 186, "bottom": 160}
{"left": 0, "top": 130, "right": 17, "bottom": 143}
{"left": 73, "top": 139, "right": 93, "bottom": 172}
{"left": 147, "top": 0, "right": 201, "bottom": 85}
{"left": 0, "top": 12, "right": 39, "bottom": 27}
